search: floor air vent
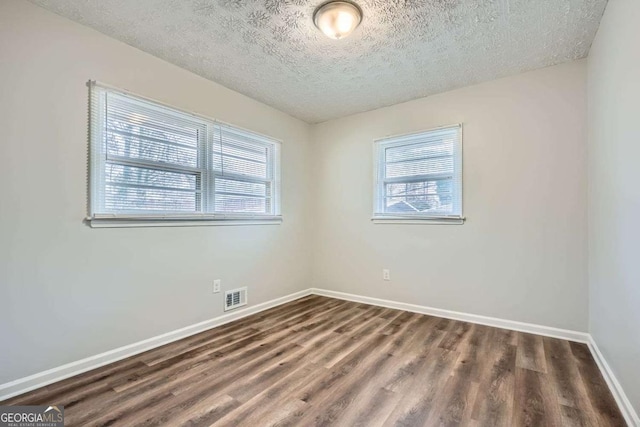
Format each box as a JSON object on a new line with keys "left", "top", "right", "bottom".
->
{"left": 224, "top": 287, "right": 247, "bottom": 311}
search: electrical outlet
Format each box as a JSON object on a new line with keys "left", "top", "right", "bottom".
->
{"left": 383, "top": 269, "right": 390, "bottom": 281}
{"left": 213, "top": 279, "right": 221, "bottom": 293}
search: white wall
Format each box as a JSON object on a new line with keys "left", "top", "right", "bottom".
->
{"left": 588, "top": 0, "right": 640, "bottom": 417}
{"left": 311, "top": 61, "right": 589, "bottom": 332}
{"left": 0, "top": 0, "right": 312, "bottom": 384}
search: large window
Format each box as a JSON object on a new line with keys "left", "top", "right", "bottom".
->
{"left": 373, "top": 125, "right": 463, "bottom": 224}
{"left": 87, "top": 82, "right": 281, "bottom": 227}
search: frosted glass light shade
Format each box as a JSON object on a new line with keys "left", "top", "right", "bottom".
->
{"left": 313, "top": 2, "right": 362, "bottom": 40}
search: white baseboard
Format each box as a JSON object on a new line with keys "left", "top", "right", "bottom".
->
{"left": 310, "top": 288, "right": 590, "bottom": 343}
{"left": 587, "top": 336, "right": 640, "bottom": 427}
{"left": 0, "top": 289, "right": 312, "bottom": 402}
{"left": 2, "top": 286, "right": 637, "bottom": 427}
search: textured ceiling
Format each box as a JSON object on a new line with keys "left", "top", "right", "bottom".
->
{"left": 30, "top": 0, "right": 607, "bottom": 123}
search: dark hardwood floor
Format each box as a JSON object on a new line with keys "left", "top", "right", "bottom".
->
{"left": 1, "top": 295, "right": 626, "bottom": 426}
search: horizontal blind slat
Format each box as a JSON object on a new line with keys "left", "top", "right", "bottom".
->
{"left": 108, "top": 182, "right": 202, "bottom": 194}
{"left": 104, "top": 186, "right": 199, "bottom": 212}
{"left": 106, "top": 155, "right": 203, "bottom": 175}
{"left": 214, "top": 191, "right": 269, "bottom": 199}
{"left": 108, "top": 128, "right": 198, "bottom": 150}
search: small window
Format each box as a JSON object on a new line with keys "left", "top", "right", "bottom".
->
{"left": 87, "top": 82, "right": 281, "bottom": 227}
{"left": 373, "top": 125, "right": 463, "bottom": 224}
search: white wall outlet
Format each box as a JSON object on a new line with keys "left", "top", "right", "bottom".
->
{"left": 213, "top": 279, "right": 221, "bottom": 293}
{"left": 383, "top": 269, "right": 390, "bottom": 281}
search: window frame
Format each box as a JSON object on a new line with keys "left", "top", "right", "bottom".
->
{"left": 372, "top": 124, "right": 465, "bottom": 225}
{"left": 86, "top": 81, "right": 282, "bottom": 228}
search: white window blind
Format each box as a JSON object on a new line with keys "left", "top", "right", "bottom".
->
{"left": 88, "top": 82, "right": 281, "bottom": 226}
{"left": 373, "top": 125, "right": 463, "bottom": 223}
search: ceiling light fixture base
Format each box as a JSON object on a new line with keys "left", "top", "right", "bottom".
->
{"left": 313, "top": 1, "right": 363, "bottom": 40}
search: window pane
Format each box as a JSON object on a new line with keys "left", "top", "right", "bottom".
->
{"left": 91, "top": 85, "right": 281, "bottom": 219}
{"left": 106, "top": 128, "right": 199, "bottom": 168}
{"left": 375, "top": 125, "right": 461, "bottom": 217}
{"left": 106, "top": 163, "right": 197, "bottom": 191}
{"left": 385, "top": 156, "right": 453, "bottom": 178}
{"left": 385, "top": 141, "right": 453, "bottom": 163}
{"left": 213, "top": 125, "right": 271, "bottom": 180}
{"left": 385, "top": 179, "right": 453, "bottom": 213}
{"left": 213, "top": 140, "right": 268, "bottom": 163}
{"left": 106, "top": 96, "right": 200, "bottom": 168}
{"left": 215, "top": 178, "right": 268, "bottom": 197}
{"left": 105, "top": 186, "right": 198, "bottom": 212}
{"left": 214, "top": 194, "right": 269, "bottom": 214}
{"left": 212, "top": 153, "right": 267, "bottom": 178}
{"left": 107, "top": 109, "right": 199, "bottom": 147}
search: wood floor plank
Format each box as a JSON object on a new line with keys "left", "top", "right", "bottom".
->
{"left": 98, "top": 343, "right": 306, "bottom": 427}
{"left": 173, "top": 394, "right": 240, "bottom": 427}
{"left": 383, "top": 348, "right": 461, "bottom": 426}
{"left": 453, "top": 323, "right": 493, "bottom": 383}
{"left": 1, "top": 360, "right": 149, "bottom": 407}
{"left": 560, "top": 404, "right": 594, "bottom": 427}
{"left": 512, "top": 367, "right": 563, "bottom": 427}
{"left": 290, "top": 336, "right": 398, "bottom": 426}
{"left": 293, "top": 314, "right": 447, "bottom": 426}
{"left": 383, "top": 315, "right": 449, "bottom": 393}
{"left": 425, "top": 375, "right": 480, "bottom": 427}
{"left": 0, "top": 297, "right": 626, "bottom": 427}
{"left": 543, "top": 336, "right": 598, "bottom": 426}
{"left": 137, "top": 295, "right": 323, "bottom": 366}
{"left": 569, "top": 342, "right": 626, "bottom": 427}
{"left": 322, "top": 317, "right": 390, "bottom": 368}
{"left": 439, "top": 319, "right": 474, "bottom": 351}
{"left": 91, "top": 301, "right": 368, "bottom": 426}
{"left": 211, "top": 364, "right": 321, "bottom": 426}
{"left": 516, "top": 332, "right": 548, "bottom": 373}
{"left": 268, "top": 333, "right": 397, "bottom": 426}
{"left": 308, "top": 306, "right": 386, "bottom": 367}
{"left": 85, "top": 298, "right": 345, "bottom": 407}
{"left": 138, "top": 297, "right": 332, "bottom": 367}
{"left": 470, "top": 328, "right": 518, "bottom": 427}
{"left": 67, "top": 331, "right": 302, "bottom": 425}
{"left": 380, "top": 310, "right": 417, "bottom": 335}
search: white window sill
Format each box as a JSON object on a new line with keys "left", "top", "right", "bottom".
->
{"left": 371, "top": 216, "right": 465, "bottom": 225}
{"left": 85, "top": 215, "right": 283, "bottom": 228}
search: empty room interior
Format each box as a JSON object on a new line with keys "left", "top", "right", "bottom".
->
{"left": 1, "top": 0, "right": 639, "bottom": 426}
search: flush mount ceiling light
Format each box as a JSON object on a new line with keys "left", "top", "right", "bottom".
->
{"left": 313, "top": 1, "right": 363, "bottom": 40}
